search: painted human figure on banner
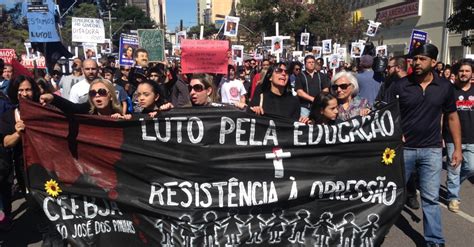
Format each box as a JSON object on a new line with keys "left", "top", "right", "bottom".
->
{"left": 243, "top": 208, "right": 266, "bottom": 244}
{"left": 267, "top": 208, "right": 288, "bottom": 243}
{"left": 288, "top": 209, "right": 312, "bottom": 244}
{"left": 337, "top": 212, "right": 361, "bottom": 247}
{"left": 361, "top": 214, "right": 380, "bottom": 247}
{"left": 313, "top": 212, "right": 335, "bottom": 247}
{"left": 220, "top": 209, "right": 244, "bottom": 245}
{"left": 201, "top": 211, "right": 219, "bottom": 247}
{"left": 179, "top": 215, "right": 197, "bottom": 247}
{"left": 155, "top": 216, "right": 177, "bottom": 246}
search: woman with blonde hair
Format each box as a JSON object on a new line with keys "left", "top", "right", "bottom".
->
{"left": 40, "top": 78, "right": 129, "bottom": 119}
{"left": 188, "top": 74, "right": 219, "bottom": 106}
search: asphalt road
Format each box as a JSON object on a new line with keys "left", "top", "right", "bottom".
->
{"left": 1, "top": 170, "right": 473, "bottom": 247}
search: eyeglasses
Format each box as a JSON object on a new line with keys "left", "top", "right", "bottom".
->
{"left": 274, "top": 68, "right": 287, "bottom": 74}
{"left": 331, "top": 83, "right": 351, "bottom": 90}
{"left": 188, "top": 84, "right": 205, "bottom": 92}
{"left": 89, "top": 88, "right": 108, "bottom": 97}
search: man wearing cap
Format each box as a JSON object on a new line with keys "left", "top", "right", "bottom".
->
{"left": 390, "top": 44, "right": 462, "bottom": 247}
{"left": 69, "top": 59, "right": 99, "bottom": 103}
{"left": 356, "top": 55, "right": 380, "bottom": 107}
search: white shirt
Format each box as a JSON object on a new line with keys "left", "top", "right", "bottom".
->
{"left": 220, "top": 79, "right": 247, "bottom": 104}
{"left": 68, "top": 79, "right": 90, "bottom": 103}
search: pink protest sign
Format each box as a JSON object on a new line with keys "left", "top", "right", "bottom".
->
{"left": 181, "top": 39, "right": 229, "bottom": 74}
{"left": 0, "top": 49, "right": 17, "bottom": 63}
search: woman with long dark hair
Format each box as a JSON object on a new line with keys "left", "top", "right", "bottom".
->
{"left": 248, "top": 62, "right": 300, "bottom": 120}
{"left": 309, "top": 92, "right": 338, "bottom": 125}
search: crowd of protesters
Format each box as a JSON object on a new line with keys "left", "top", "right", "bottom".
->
{"left": 0, "top": 42, "right": 473, "bottom": 247}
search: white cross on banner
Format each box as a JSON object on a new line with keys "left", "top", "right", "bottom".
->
{"left": 265, "top": 148, "right": 291, "bottom": 178}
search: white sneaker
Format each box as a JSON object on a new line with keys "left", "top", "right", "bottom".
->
{"left": 448, "top": 199, "right": 460, "bottom": 213}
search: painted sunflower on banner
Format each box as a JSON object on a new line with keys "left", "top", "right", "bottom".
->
{"left": 44, "top": 179, "right": 62, "bottom": 197}
{"left": 382, "top": 148, "right": 396, "bottom": 165}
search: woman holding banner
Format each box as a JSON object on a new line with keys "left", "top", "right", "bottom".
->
{"left": 134, "top": 80, "right": 173, "bottom": 117}
{"left": 248, "top": 62, "right": 300, "bottom": 121}
{"left": 330, "top": 71, "right": 370, "bottom": 121}
{"left": 40, "top": 78, "right": 130, "bottom": 119}
{"left": 188, "top": 74, "right": 219, "bottom": 107}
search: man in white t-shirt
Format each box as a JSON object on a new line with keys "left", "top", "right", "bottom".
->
{"left": 69, "top": 59, "right": 98, "bottom": 103}
{"left": 220, "top": 66, "right": 246, "bottom": 106}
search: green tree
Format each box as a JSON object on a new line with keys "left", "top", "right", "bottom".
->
{"left": 237, "top": 0, "right": 363, "bottom": 47}
{"left": 446, "top": 0, "right": 474, "bottom": 47}
{"left": 0, "top": 3, "right": 29, "bottom": 55}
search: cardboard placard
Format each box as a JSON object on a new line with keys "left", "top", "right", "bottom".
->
{"left": 138, "top": 29, "right": 165, "bottom": 62}
{"left": 26, "top": 1, "right": 60, "bottom": 42}
{"left": 181, "top": 39, "right": 229, "bottom": 74}
{"left": 119, "top": 34, "right": 139, "bottom": 66}
{"left": 20, "top": 54, "right": 46, "bottom": 69}
{"left": 72, "top": 17, "right": 105, "bottom": 43}
{"left": 0, "top": 49, "right": 17, "bottom": 64}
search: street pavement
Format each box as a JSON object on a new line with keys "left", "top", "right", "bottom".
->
{"left": 0, "top": 170, "right": 473, "bottom": 247}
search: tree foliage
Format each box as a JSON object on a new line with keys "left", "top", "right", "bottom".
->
{"left": 0, "top": 3, "right": 29, "bottom": 55}
{"left": 446, "top": 0, "right": 474, "bottom": 47}
{"left": 237, "top": 0, "right": 364, "bottom": 47}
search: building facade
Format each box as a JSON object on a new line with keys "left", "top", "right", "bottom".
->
{"left": 197, "top": 0, "right": 237, "bottom": 26}
{"left": 126, "top": 0, "right": 166, "bottom": 29}
{"left": 347, "top": 0, "right": 472, "bottom": 63}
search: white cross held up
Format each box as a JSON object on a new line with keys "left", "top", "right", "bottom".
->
{"left": 264, "top": 22, "right": 291, "bottom": 63}
{"left": 265, "top": 147, "right": 291, "bottom": 178}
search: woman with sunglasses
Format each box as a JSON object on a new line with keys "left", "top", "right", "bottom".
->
{"left": 309, "top": 92, "right": 338, "bottom": 125}
{"left": 188, "top": 74, "right": 219, "bottom": 107}
{"left": 330, "top": 71, "right": 370, "bottom": 121}
{"left": 248, "top": 62, "right": 301, "bottom": 121}
{"left": 40, "top": 78, "right": 130, "bottom": 119}
{"left": 134, "top": 80, "right": 173, "bottom": 117}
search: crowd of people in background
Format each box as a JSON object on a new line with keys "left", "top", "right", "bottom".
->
{"left": 0, "top": 42, "right": 472, "bottom": 247}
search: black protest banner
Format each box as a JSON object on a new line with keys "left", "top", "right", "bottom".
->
{"left": 22, "top": 100, "right": 405, "bottom": 246}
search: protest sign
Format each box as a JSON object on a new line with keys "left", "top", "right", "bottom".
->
{"left": 311, "top": 46, "right": 322, "bottom": 58}
{"left": 351, "top": 42, "right": 364, "bottom": 58}
{"left": 224, "top": 16, "right": 240, "bottom": 37}
{"left": 376, "top": 45, "right": 388, "bottom": 57}
{"left": 138, "top": 29, "right": 165, "bottom": 62}
{"left": 271, "top": 37, "right": 283, "bottom": 54}
{"left": 72, "top": 17, "right": 105, "bottom": 43}
{"left": 329, "top": 54, "right": 340, "bottom": 70}
{"left": 337, "top": 48, "right": 347, "bottom": 61}
{"left": 322, "top": 39, "right": 332, "bottom": 54}
{"left": 300, "top": 33, "right": 310, "bottom": 46}
{"left": 292, "top": 51, "right": 303, "bottom": 63}
{"left": 25, "top": 0, "right": 60, "bottom": 42}
{"left": 20, "top": 54, "right": 46, "bottom": 69}
{"left": 176, "top": 30, "right": 187, "bottom": 47}
{"left": 22, "top": 99, "right": 404, "bottom": 247}
{"left": 0, "top": 49, "right": 17, "bottom": 64}
{"left": 366, "top": 20, "right": 381, "bottom": 37}
{"left": 83, "top": 43, "right": 98, "bottom": 59}
{"left": 119, "top": 34, "right": 139, "bottom": 66}
{"left": 232, "top": 45, "right": 244, "bottom": 65}
{"left": 181, "top": 39, "right": 229, "bottom": 74}
{"left": 408, "top": 29, "right": 428, "bottom": 54}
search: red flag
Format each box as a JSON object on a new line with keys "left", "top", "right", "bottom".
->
{"left": 10, "top": 58, "right": 34, "bottom": 80}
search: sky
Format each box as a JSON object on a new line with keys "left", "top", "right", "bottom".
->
{"left": 166, "top": 0, "right": 197, "bottom": 32}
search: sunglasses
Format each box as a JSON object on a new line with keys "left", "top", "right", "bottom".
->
{"left": 294, "top": 68, "right": 301, "bottom": 71}
{"left": 274, "top": 68, "right": 287, "bottom": 74}
{"left": 188, "top": 84, "right": 205, "bottom": 92}
{"left": 331, "top": 83, "right": 351, "bottom": 90}
{"left": 121, "top": 68, "right": 130, "bottom": 71}
{"left": 89, "top": 88, "right": 108, "bottom": 97}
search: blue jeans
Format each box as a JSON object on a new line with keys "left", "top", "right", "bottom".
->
{"left": 404, "top": 148, "right": 444, "bottom": 244}
{"left": 446, "top": 143, "right": 474, "bottom": 201}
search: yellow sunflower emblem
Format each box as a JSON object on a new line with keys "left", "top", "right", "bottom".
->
{"left": 44, "top": 179, "right": 62, "bottom": 197}
{"left": 382, "top": 148, "right": 396, "bottom": 165}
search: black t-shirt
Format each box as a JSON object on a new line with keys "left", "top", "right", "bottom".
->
{"left": 249, "top": 88, "right": 301, "bottom": 121}
{"left": 391, "top": 72, "right": 456, "bottom": 148}
{"left": 443, "top": 84, "right": 474, "bottom": 144}
{"left": 295, "top": 71, "right": 330, "bottom": 108}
